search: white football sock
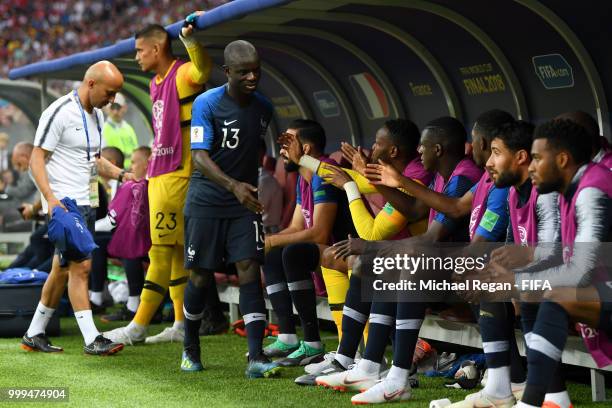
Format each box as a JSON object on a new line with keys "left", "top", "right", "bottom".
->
{"left": 27, "top": 302, "right": 55, "bottom": 337}
{"left": 278, "top": 333, "right": 298, "bottom": 345}
{"left": 172, "top": 320, "right": 185, "bottom": 331}
{"left": 386, "top": 365, "right": 409, "bottom": 387}
{"left": 126, "top": 296, "right": 140, "bottom": 313}
{"left": 90, "top": 291, "right": 103, "bottom": 306}
{"left": 483, "top": 366, "right": 512, "bottom": 399}
{"left": 75, "top": 310, "right": 100, "bottom": 344}
{"left": 357, "top": 358, "right": 381, "bottom": 375}
{"left": 335, "top": 353, "right": 354, "bottom": 369}
{"left": 305, "top": 341, "right": 322, "bottom": 349}
{"left": 126, "top": 321, "right": 146, "bottom": 337}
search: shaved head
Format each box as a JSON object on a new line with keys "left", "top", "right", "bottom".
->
{"left": 224, "top": 40, "right": 258, "bottom": 66}
{"left": 14, "top": 142, "right": 33, "bottom": 155}
{"left": 84, "top": 60, "right": 123, "bottom": 87}
{"left": 80, "top": 60, "right": 123, "bottom": 110}
{"left": 223, "top": 40, "right": 261, "bottom": 99}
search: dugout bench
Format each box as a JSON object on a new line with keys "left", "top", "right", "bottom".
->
{"left": 217, "top": 284, "right": 610, "bottom": 402}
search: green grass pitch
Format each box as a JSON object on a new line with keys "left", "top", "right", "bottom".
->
{"left": 0, "top": 316, "right": 608, "bottom": 407}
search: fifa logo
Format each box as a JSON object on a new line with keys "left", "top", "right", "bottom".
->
{"left": 152, "top": 100, "right": 165, "bottom": 137}
{"left": 562, "top": 245, "right": 572, "bottom": 263}
{"left": 518, "top": 226, "right": 528, "bottom": 246}
{"left": 469, "top": 205, "right": 480, "bottom": 236}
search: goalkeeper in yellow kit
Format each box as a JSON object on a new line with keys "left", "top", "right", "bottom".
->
{"left": 105, "top": 13, "right": 212, "bottom": 345}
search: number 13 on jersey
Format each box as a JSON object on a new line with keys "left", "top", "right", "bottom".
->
{"left": 221, "top": 127, "right": 240, "bottom": 149}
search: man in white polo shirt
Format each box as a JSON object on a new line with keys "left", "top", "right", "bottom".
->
{"left": 22, "top": 60, "right": 135, "bottom": 356}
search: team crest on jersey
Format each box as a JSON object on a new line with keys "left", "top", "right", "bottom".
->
{"left": 187, "top": 245, "right": 196, "bottom": 262}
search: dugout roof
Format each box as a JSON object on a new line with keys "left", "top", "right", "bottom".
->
{"left": 7, "top": 0, "right": 612, "bottom": 150}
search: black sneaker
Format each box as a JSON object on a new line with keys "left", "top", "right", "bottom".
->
{"left": 100, "top": 306, "right": 136, "bottom": 323}
{"left": 21, "top": 333, "right": 63, "bottom": 353}
{"left": 295, "top": 358, "right": 346, "bottom": 386}
{"left": 84, "top": 335, "right": 124, "bottom": 356}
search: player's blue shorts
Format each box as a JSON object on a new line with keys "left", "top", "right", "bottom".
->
{"left": 184, "top": 212, "right": 264, "bottom": 271}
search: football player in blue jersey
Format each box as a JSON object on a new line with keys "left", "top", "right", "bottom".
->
{"left": 180, "top": 40, "right": 280, "bottom": 378}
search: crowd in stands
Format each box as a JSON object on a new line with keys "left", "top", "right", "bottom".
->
{"left": 0, "top": 0, "right": 229, "bottom": 77}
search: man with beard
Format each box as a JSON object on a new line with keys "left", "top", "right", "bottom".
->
{"left": 489, "top": 119, "right": 611, "bottom": 408}
{"left": 365, "top": 111, "right": 521, "bottom": 407}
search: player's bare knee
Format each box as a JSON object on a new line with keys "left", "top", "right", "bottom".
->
{"left": 52, "top": 266, "right": 69, "bottom": 279}
{"left": 321, "top": 246, "right": 337, "bottom": 269}
{"left": 541, "top": 290, "right": 577, "bottom": 316}
{"left": 319, "top": 244, "right": 348, "bottom": 270}
{"left": 69, "top": 260, "right": 90, "bottom": 280}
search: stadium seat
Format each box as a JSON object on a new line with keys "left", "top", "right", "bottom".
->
{"left": 262, "top": 154, "right": 276, "bottom": 174}
{"left": 273, "top": 158, "right": 298, "bottom": 229}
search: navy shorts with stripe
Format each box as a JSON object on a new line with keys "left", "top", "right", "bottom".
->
{"left": 184, "top": 213, "right": 264, "bottom": 271}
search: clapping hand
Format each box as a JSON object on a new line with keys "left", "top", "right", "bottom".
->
{"left": 364, "top": 159, "right": 404, "bottom": 188}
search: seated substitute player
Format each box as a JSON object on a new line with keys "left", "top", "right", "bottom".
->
{"left": 484, "top": 121, "right": 569, "bottom": 408}
{"left": 262, "top": 119, "right": 356, "bottom": 366}
{"left": 323, "top": 116, "right": 483, "bottom": 404}
{"left": 367, "top": 111, "right": 527, "bottom": 408}
{"left": 486, "top": 119, "right": 611, "bottom": 408}
{"left": 282, "top": 119, "right": 433, "bottom": 386}
{"left": 555, "top": 111, "right": 611, "bottom": 168}
{"left": 181, "top": 40, "right": 280, "bottom": 378}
